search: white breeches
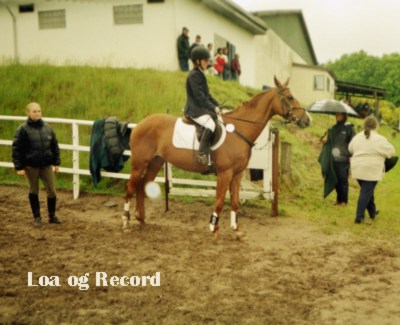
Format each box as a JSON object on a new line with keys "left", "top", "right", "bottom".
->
{"left": 192, "top": 114, "right": 216, "bottom": 132}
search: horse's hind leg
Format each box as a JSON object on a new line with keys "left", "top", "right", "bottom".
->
{"left": 122, "top": 166, "right": 143, "bottom": 229}
{"left": 135, "top": 156, "right": 165, "bottom": 223}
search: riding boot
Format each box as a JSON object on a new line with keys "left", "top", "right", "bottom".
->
{"left": 29, "top": 193, "right": 41, "bottom": 226}
{"left": 196, "top": 129, "right": 213, "bottom": 165}
{"left": 47, "top": 196, "right": 62, "bottom": 224}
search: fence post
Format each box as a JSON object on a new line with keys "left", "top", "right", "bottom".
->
{"left": 280, "top": 142, "right": 292, "bottom": 177}
{"left": 164, "top": 162, "right": 170, "bottom": 212}
{"left": 271, "top": 128, "right": 279, "bottom": 217}
{"left": 72, "top": 122, "right": 80, "bottom": 200}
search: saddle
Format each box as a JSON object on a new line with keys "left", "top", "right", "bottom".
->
{"left": 182, "top": 115, "right": 223, "bottom": 147}
{"left": 172, "top": 116, "right": 226, "bottom": 150}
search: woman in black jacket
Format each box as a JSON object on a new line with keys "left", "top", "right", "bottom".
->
{"left": 184, "top": 46, "right": 220, "bottom": 165}
{"left": 12, "top": 102, "right": 62, "bottom": 226}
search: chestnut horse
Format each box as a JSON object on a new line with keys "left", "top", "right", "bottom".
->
{"left": 122, "top": 77, "right": 311, "bottom": 236}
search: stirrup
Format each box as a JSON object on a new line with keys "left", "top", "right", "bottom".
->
{"left": 196, "top": 153, "right": 209, "bottom": 165}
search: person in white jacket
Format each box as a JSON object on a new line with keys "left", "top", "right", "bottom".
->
{"left": 349, "top": 116, "right": 395, "bottom": 224}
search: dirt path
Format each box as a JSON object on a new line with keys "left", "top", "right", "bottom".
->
{"left": 1, "top": 185, "right": 399, "bottom": 324}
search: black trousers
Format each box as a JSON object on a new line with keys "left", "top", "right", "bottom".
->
{"left": 178, "top": 58, "right": 189, "bottom": 72}
{"left": 333, "top": 161, "right": 350, "bottom": 203}
{"left": 356, "top": 180, "right": 378, "bottom": 222}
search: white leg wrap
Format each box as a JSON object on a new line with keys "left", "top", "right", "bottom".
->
{"left": 209, "top": 212, "right": 218, "bottom": 232}
{"left": 122, "top": 215, "right": 129, "bottom": 229}
{"left": 230, "top": 210, "right": 238, "bottom": 231}
{"left": 122, "top": 202, "right": 130, "bottom": 229}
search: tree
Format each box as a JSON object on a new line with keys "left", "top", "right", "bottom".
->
{"left": 325, "top": 51, "right": 400, "bottom": 106}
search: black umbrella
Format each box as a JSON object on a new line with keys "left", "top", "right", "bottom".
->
{"left": 307, "top": 99, "right": 359, "bottom": 117}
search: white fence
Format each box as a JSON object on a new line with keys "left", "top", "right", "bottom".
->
{"left": 0, "top": 115, "right": 274, "bottom": 200}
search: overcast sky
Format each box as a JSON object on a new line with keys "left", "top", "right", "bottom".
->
{"left": 232, "top": 0, "right": 400, "bottom": 64}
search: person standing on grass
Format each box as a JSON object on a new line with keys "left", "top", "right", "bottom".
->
{"left": 213, "top": 48, "right": 224, "bottom": 78}
{"left": 190, "top": 35, "right": 202, "bottom": 55}
{"left": 349, "top": 116, "right": 395, "bottom": 224}
{"left": 320, "top": 112, "right": 355, "bottom": 206}
{"left": 177, "top": 27, "right": 190, "bottom": 72}
{"left": 231, "top": 53, "right": 241, "bottom": 81}
{"left": 12, "top": 102, "right": 62, "bottom": 226}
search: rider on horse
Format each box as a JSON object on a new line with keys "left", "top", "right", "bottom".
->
{"left": 184, "top": 46, "right": 220, "bottom": 165}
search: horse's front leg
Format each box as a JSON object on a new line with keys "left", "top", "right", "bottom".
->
{"left": 211, "top": 170, "right": 233, "bottom": 238}
{"left": 229, "top": 171, "right": 243, "bottom": 231}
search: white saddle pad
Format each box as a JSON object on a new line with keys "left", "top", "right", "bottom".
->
{"left": 172, "top": 117, "right": 226, "bottom": 151}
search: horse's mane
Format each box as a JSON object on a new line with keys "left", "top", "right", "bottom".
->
{"left": 223, "top": 89, "right": 274, "bottom": 115}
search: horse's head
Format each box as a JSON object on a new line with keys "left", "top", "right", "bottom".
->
{"left": 272, "top": 76, "right": 311, "bottom": 128}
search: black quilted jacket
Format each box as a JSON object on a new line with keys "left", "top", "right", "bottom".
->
{"left": 12, "top": 118, "right": 60, "bottom": 170}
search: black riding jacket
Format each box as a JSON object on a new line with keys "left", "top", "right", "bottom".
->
{"left": 184, "top": 67, "right": 219, "bottom": 118}
{"left": 12, "top": 118, "right": 60, "bottom": 170}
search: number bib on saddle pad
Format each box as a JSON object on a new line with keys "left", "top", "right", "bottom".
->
{"left": 172, "top": 117, "right": 226, "bottom": 151}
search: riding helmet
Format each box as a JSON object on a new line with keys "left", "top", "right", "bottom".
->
{"left": 191, "top": 46, "right": 210, "bottom": 62}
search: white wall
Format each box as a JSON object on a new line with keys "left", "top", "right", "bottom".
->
{"left": 291, "top": 66, "right": 335, "bottom": 106}
{"left": 254, "top": 29, "right": 307, "bottom": 90}
{"left": 1, "top": 0, "right": 179, "bottom": 69}
{"left": 0, "top": 6, "right": 15, "bottom": 61}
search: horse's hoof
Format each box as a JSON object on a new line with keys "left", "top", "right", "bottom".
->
{"left": 235, "top": 230, "right": 246, "bottom": 240}
{"left": 122, "top": 210, "right": 131, "bottom": 220}
{"left": 122, "top": 214, "right": 130, "bottom": 230}
{"left": 121, "top": 225, "right": 130, "bottom": 234}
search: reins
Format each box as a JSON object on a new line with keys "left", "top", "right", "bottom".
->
{"left": 218, "top": 87, "right": 307, "bottom": 147}
{"left": 222, "top": 115, "right": 265, "bottom": 125}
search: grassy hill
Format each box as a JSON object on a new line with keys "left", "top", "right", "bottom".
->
{"left": 1, "top": 64, "right": 399, "bottom": 238}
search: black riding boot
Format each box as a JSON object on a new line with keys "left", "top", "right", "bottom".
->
{"left": 29, "top": 193, "right": 41, "bottom": 226}
{"left": 47, "top": 196, "right": 62, "bottom": 224}
{"left": 196, "top": 129, "right": 213, "bottom": 165}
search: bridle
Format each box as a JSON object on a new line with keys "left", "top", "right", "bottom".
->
{"left": 278, "top": 87, "right": 307, "bottom": 126}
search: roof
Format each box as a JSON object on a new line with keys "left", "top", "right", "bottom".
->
{"left": 202, "top": 0, "right": 267, "bottom": 35}
{"left": 254, "top": 10, "right": 318, "bottom": 65}
{"left": 335, "top": 80, "right": 386, "bottom": 99}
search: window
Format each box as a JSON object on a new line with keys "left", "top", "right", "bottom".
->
{"left": 19, "top": 4, "right": 34, "bottom": 13}
{"left": 38, "top": 9, "right": 66, "bottom": 29}
{"left": 147, "top": 0, "right": 164, "bottom": 3}
{"left": 314, "top": 75, "right": 324, "bottom": 90}
{"left": 113, "top": 4, "right": 143, "bottom": 25}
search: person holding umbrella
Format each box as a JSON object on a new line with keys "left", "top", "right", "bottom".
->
{"left": 310, "top": 99, "right": 357, "bottom": 205}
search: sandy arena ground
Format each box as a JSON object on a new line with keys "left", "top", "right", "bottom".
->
{"left": 1, "top": 184, "right": 399, "bottom": 325}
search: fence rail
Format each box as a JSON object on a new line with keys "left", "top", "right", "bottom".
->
{"left": 0, "top": 115, "right": 273, "bottom": 201}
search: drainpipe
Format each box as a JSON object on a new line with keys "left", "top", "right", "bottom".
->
{"left": 2, "top": 1, "right": 19, "bottom": 63}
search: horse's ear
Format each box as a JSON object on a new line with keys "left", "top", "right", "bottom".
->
{"left": 274, "top": 75, "right": 283, "bottom": 88}
{"left": 283, "top": 77, "right": 290, "bottom": 88}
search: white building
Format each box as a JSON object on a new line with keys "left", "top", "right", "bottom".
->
{"left": 0, "top": 0, "right": 334, "bottom": 105}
